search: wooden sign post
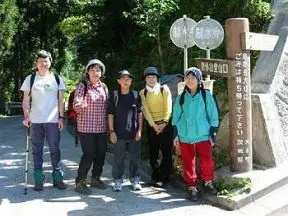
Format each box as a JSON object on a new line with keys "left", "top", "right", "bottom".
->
{"left": 195, "top": 18, "right": 278, "bottom": 173}
{"left": 225, "top": 18, "right": 252, "bottom": 172}
{"left": 226, "top": 18, "right": 278, "bottom": 172}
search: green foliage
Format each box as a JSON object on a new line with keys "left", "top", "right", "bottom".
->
{"left": 0, "top": 0, "right": 19, "bottom": 102}
{"left": 59, "top": 16, "right": 92, "bottom": 41}
{"left": 63, "top": 77, "right": 80, "bottom": 102}
{"left": 59, "top": 48, "right": 84, "bottom": 81}
{"left": 213, "top": 77, "right": 230, "bottom": 118}
{"left": 213, "top": 146, "right": 229, "bottom": 169}
{"left": 124, "top": 0, "right": 180, "bottom": 37}
{"left": 123, "top": 0, "right": 180, "bottom": 74}
{"left": 215, "top": 177, "right": 252, "bottom": 198}
{"left": 0, "top": 0, "right": 19, "bottom": 58}
{"left": 1, "top": 69, "right": 16, "bottom": 102}
{"left": 247, "top": 0, "right": 272, "bottom": 31}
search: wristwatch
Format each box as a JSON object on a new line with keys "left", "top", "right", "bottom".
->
{"left": 108, "top": 130, "right": 115, "bottom": 134}
{"left": 59, "top": 116, "right": 64, "bottom": 120}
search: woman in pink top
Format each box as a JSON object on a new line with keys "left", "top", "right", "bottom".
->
{"left": 73, "top": 59, "right": 109, "bottom": 194}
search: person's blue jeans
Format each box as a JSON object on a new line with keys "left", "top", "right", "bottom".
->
{"left": 30, "top": 123, "right": 61, "bottom": 171}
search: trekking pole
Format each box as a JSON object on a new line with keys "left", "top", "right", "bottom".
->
{"left": 24, "top": 127, "right": 30, "bottom": 195}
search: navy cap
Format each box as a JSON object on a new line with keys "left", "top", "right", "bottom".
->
{"left": 143, "top": 67, "right": 159, "bottom": 77}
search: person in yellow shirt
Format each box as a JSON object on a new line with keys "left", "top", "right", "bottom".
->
{"left": 139, "top": 67, "right": 173, "bottom": 188}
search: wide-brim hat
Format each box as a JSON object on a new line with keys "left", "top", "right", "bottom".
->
{"left": 85, "top": 59, "right": 106, "bottom": 75}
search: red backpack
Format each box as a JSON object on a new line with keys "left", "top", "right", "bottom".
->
{"left": 67, "top": 80, "right": 108, "bottom": 121}
{"left": 67, "top": 90, "right": 77, "bottom": 120}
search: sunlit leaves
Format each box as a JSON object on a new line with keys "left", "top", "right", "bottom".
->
{"left": 124, "top": 0, "right": 180, "bottom": 38}
{"left": 59, "top": 16, "right": 92, "bottom": 41}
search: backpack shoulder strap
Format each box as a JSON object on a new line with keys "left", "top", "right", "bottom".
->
{"left": 114, "top": 90, "right": 138, "bottom": 108}
{"left": 201, "top": 88, "right": 207, "bottom": 108}
{"left": 144, "top": 88, "right": 147, "bottom": 97}
{"left": 160, "top": 85, "right": 164, "bottom": 95}
{"left": 29, "top": 73, "right": 36, "bottom": 96}
{"left": 53, "top": 73, "right": 60, "bottom": 99}
{"left": 201, "top": 89, "right": 216, "bottom": 123}
{"left": 101, "top": 82, "right": 108, "bottom": 98}
{"left": 179, "top": 91, "right": 185, "bottom": 106}
{"left": 132, "top": 90, "right": 138, "bottom": 100}
{"left": 81, "top": 81, "right": 88, "bottom": 97}
{"left": 54, "top": 73, "right": 60, "bottom": 86}
{"left": 144, "top": 85, "right": 164, "bottom": 97}
{"left": 113, "top": 90, "right": 119, "bottom": 108}
{"left": 177, "top": 90, "right": 186, "bottom": 122}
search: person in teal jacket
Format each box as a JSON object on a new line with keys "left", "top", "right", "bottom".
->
{"left": 172, "top": 67, "right": 219, "bottom": 202}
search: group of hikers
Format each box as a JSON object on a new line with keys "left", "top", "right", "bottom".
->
{"left": 20, "top": 49, "right": 219, "bottom": 202}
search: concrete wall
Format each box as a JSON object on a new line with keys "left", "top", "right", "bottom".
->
{"left": 251, "top": 94, "right": 288, "bottom": 166}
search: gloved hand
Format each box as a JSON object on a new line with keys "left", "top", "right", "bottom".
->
{"left": 210, "top": 127, "right": 217, "bottom": 144}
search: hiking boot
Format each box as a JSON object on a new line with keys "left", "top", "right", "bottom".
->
{"left": 149, "top": 178, "right": 164, "bottom": 187}
{"left": 75, "top": 180, "right": 91, "bottom": 195}
{"left": 34, "top": 183, "right": 44, "bottom": 191}
{"left": 204, "top": 180, "right": 218, "bottom": 195}
{"left": 52, "top": 170, "right": 67, "bottom": 190}
{"left": 113, "top": 180, "right": 122, "bottom": 192}
{"left": 53, "top": 181, "right": 67, "bottom": 190}
{"left": 131, "top": 180, "right": 142, "bottom": 191}
{"left": 155, "top": 181, "right": 168, "bottom": 189}
{"left": 33, "top": 169, "right": 45, "bottom": 191}
{"left": 188, "top": 186, "right": 199, "bottom": 202}
{"left": 90, "top": 176, "right": 107, "bottom": 190}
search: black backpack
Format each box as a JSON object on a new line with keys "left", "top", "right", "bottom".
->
{"left": 113, "top": 90, "right": 138, "bottom": 108}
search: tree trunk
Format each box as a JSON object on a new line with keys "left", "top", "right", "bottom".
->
{"left": 156, "top": 27, "right": 165, "bottom": 75}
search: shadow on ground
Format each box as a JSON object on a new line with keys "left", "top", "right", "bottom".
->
{"left": 0, "top": 116, "right": 201, "bottom": 216}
